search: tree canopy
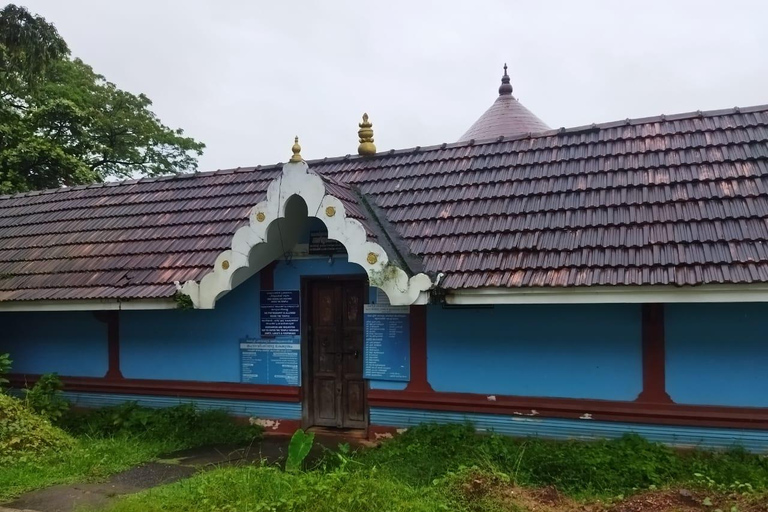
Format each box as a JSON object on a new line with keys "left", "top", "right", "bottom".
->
{"left": 0, "top": 4, "right": 204, "bottom": 194}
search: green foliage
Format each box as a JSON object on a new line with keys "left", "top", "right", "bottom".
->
{"left": 23, "top": 373, "right": 69, "bottom": 421}
{"left": 4, "top": 422, "right": 768, "bottom": 510}
{"left": 0, "top": 393, "right": 74, "bottom": 466}
{"left": 356, "top": 424, "right": 768, "bottom": 498}
{"left": 173, "top": 291, "right": 194, "bottom": 310}
{"left": 0, "top": 4, "right": 69, "bottom": 85}
{"left": 0, "top": 352, "right": 11, "bottom": 389}
{"left": 61, "top": 402, "right": 262, "bottom": 447}
{"left": 286, "top": 428, "right": 315, "bottom": 472}
{"left": 355, "top": 423, "right": 483, "bottom": 485}
{"left": 101, "top": 465, "right": 449, "bottom": 512}
{"left": 0, "top": 4, "right": 204, "bottom": 194}
{"left": 0, "top": 435, "right": 179, "bottom": 502}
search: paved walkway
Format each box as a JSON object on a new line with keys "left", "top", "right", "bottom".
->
{"left": 4, "top": 436, "right": 353, "bottom": 512}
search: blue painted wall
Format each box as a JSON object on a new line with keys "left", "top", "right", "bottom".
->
{"left": 120, "top": 273, "right": 261, "bottom": 382}
{"left": 273, "top": 256, "right": 403, "bottom": 390}
{"left": 1, "top": 311, "right": 107, "bottom": 377}
{"left": 427, "top": 304, "right": 643, "bottom": 401}
{"left": 273, "top": 256, "right": 365, "bottom": 289}
{"left": 666, "top": 303, "right": 768, "bottom": 408}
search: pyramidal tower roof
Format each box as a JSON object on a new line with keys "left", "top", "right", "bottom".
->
{"left": 458, "top": 64, "right": 550, "bottom": 141}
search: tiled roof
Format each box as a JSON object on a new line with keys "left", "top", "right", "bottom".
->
{"left": 459, "top": 94, "right": 550, "bottom": 142}
{"left": 2, "top": 104, "right": 768, "bottom": 302}
{"left": 458, "top": 67, "right": 550, "bottom": 141}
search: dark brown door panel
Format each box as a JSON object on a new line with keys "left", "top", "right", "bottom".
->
{"left": 307, "top": 278, "right": 367, "bottom": 429}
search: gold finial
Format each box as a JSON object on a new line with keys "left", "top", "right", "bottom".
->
{"left": 357, "top": 113, "right": 376, "bottom": 156}
{"left": 289, "top": 136, "right": 302, "bottom": 163}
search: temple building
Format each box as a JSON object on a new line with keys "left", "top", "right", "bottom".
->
{"left": 2, "top": 68, "right": 768, "bottom": 449}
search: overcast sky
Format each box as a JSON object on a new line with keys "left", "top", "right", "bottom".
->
{"left": 19, "top": 0, "right": 768, "bottom": 172}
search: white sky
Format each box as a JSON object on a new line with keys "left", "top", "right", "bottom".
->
{"left": 19, "top": 0, "right": 768, "bottom": 172}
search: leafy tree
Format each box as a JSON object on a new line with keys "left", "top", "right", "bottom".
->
{"left": 0, "top": 4, "right": 204, "bottom": 194}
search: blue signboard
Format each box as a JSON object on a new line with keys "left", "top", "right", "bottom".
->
{"left": 240, "top": 337, "right": 301, "bottom": 386}
{"left": 363, "top": 304, "right": 410, "bottom": 381}
{"left": 261, "top": 290, "right": 300, "bottom": 337}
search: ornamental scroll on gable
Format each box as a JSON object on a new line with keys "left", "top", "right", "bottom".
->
{"left": 175, "top": 157, "right": 433, "bottom": 309}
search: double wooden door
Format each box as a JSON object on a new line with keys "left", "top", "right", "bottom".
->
{"left": 307, "top": 279, "right": 367, "bottom": 429}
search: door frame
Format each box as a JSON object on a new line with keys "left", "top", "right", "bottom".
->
{"left": 300, "top": 274, "right": 370, "bottom": 431}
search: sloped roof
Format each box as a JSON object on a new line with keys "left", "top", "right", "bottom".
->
{"left": 2, "top": 104, "right": 768, "bottom": 302}
{"left": 458, "top": 66, "right": 550, "bottom": 141}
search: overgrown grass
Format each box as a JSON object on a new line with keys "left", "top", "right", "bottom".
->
{"left": 0, "top": 436, "right": 177, "bottom": 501}
{"left": 93, "top": 424, "right": 768, "bottom": 512}
{"left": 0, "top": 402, "right": 262, "bottom": 502}
{"left": 355, "top": 424, "right": 768, "bottom": 498}
{"left": 100, "top": 466, "right": 448, "bottom": 512}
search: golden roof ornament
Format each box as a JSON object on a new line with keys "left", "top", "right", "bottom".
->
{"left": 289, "top": 136, "right": 302, "bottom": 163}
{"left": 357, "top": 113, "right": 376, "bottom": 156}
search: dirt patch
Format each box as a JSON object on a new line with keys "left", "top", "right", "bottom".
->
{"left": 608, "top": 489, "right": 768, "bottom": 512}
{"left": 452, "top": 471, "right": 768, "bottom": 512}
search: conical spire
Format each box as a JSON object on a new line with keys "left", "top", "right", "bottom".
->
{"left": 499, "top": 63, "right": 513, "bottom": 96}
{"left": 458, "top": 64, "right": 550, "bottom": 142}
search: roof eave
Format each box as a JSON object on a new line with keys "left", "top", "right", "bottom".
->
{"left": 443, "top": 283, "right": 768, "bottom": 305}
{"left": 0, "top": 298, "right": 177, "bottom": 312}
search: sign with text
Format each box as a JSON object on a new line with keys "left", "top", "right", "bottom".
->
{"left": 308, "top": 230, "right": 346, "bottom": 255}
{"left": 260, "top": 290, "right": 300, "bottom": 337}
{"left": 240, "top": 338, "right": 300, "bottom": 386}
{"left": 363, "top": 304, "right": 410, "bottom": 381}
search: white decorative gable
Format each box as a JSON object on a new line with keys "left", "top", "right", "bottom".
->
{"left": 176, "top": 160, "right": 433, "bottom": 309}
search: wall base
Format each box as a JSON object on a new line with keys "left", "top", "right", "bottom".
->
{"left": 371, "top": 407, "right": 768, "bottom": 453}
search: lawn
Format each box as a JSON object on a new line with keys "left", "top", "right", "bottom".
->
{"left": 0, "top": 399, "right": 263, "bottom": 502}
{"left": 0, "top": 435, "right": 179, "bottom": 502}
{"left": 97, "top": 424, "right": 768, "bottom": 512}
{"left": 3, "top": 387, "right": 767, "bottom": 511}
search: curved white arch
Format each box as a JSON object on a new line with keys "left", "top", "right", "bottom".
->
{"left": 176, "top": 160, "right": 433, "bottom": 309}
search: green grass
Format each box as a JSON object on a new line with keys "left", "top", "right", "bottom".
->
{"left": 355, "top": 424, "right": 768, "bottom": 498}
{"left": 0, "top": 435, "right": 178, "bottom": 502}
{"left": 5, "top": 422, "right": 768, "bottom": 511}
{"left": 90, "top": 424, "right": 768, "bottom": 512}
{"left": 0, "top": 402, "right": 263, "bottom": 503}
{"left": 100, "top": 465, "right": 449, "bottom": 512}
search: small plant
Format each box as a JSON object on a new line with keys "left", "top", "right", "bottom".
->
{"left": 23, "top": 373, "right": 69, "bottom": 422}
{"left": 173, "top": 291, "right": 194, "bottom": 310}
{"left": 0, "top": 353, "right": 11, "bottom": 389}
{"left": 285, "top": 428, "right": 315, "bottom": 472}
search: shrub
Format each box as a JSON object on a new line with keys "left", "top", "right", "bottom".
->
{"left": 61, "top": 402, "right": 262, "bottom": 448}
{"left": 0, "top": 352, "right": 11, "bottom": 389}
{"left": 23, "top": 373, "right": 69, "bottom": 422}
{"left": 0, "top": 393, "right": 74, "bottom": 464}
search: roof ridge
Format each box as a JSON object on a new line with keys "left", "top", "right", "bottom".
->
{"left": 2, "top": 103, "right": 767, "bottom": 202}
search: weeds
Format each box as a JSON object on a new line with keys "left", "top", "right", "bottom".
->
{"left": 60, "top": 402, "right": 262, "bottom": 447}
{"left": 0, "top": 353, "right": 11, "bottom": 389}
{"left": 0, "top": 436, "right": 178, "bottom": 501}
{"left": 100, "top": 465, "right": 448, "bottom": 512}
{"left": 22, "top": 373, "right": 69, "bottom": 421}
{"left": 355, "top": 424, "right": 768, "bottom": 498}
{"left": 0, "top": 401, "right": 263, "bottom": 502}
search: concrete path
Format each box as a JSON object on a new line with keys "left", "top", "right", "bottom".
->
{"left": 4, "top": 436, "right": 350, "bottom": 512}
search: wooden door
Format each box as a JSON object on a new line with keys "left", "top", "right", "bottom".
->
{"left": 308, "top": 279, "right": 366, "bottom": 428}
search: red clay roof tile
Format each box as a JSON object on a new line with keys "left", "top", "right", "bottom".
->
{"left": 3, "top": 105, "right": 768, "bottom": 301}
